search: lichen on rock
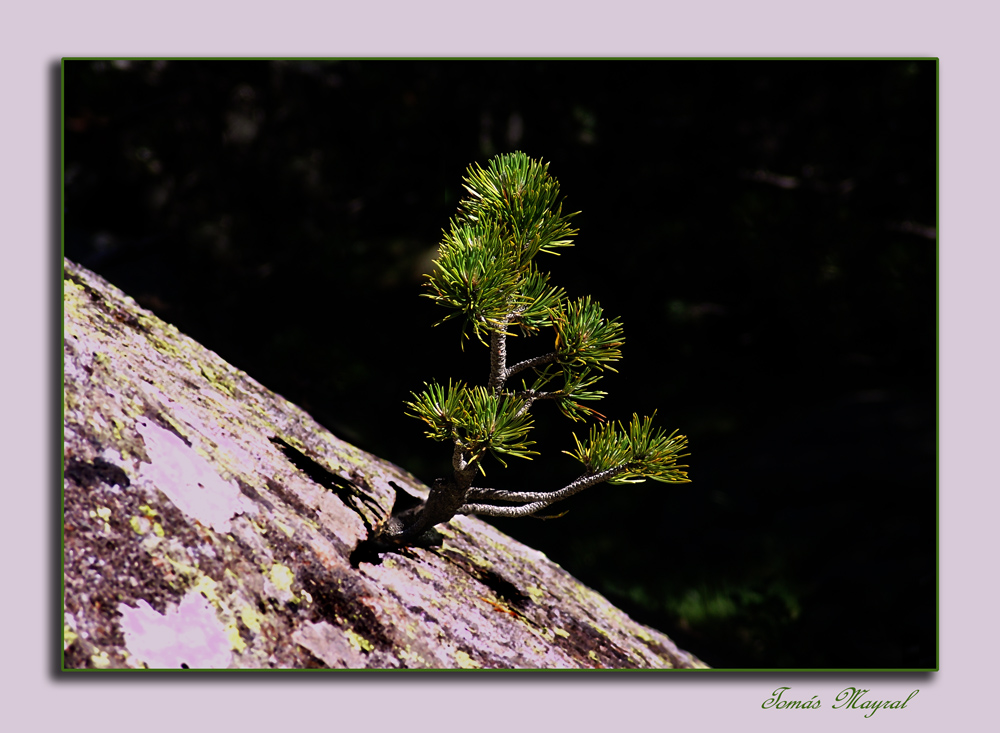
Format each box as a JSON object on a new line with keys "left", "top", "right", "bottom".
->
{"left": 62, "top": 258, "right": 707, "bottom": 670}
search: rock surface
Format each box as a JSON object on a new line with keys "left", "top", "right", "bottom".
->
{"left": 62, "top": 259, "right": 707, "bottom": 670}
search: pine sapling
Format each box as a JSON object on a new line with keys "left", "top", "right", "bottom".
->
{"left": 371, "top": 152, "right": 690, "bottom": 549}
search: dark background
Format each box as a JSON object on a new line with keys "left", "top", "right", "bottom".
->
{"left": 63, "top": 59, "right": 937, "bottom": 669}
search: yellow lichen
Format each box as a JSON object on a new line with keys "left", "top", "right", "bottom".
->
{"left": 453, "top": 650, "right": 481, "bottom": 669}
{"left": 268, "top": 563, "right": 295, "bottom": 593}
{"left": 345, "top": 629, "right": 373, "bottom": 653}
{"left": 524, "top": 585, "right": 545, "bottom": 603}
{"left": 634, "top": 627, "right": 653, "bottom": 643}
{"left": 192, "top": 574, "right": 221, "bottom": 604}
{"left": 239, "top": 604, "right": 262, "bottom": 633}
{"left": 91, "top": 506, "right": 112, "bottom": 533}
{"left": 164, "top": 555, "right": 199, "bottom": 579}
{"left": 272, "top": 517, "right": 296, "bottom": 537}
{"left": 226, "top": 622, "right": 247, "bottom": 653}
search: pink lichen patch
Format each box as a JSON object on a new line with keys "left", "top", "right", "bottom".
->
{"left": 118, "top": 591, "right": 233, "bottom": 669}
{"left": 136, "top": 418, "right": 256, "bottom": 533}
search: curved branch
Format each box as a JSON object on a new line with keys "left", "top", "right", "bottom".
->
{"left": 497, "top": 388, "right": 555, "bottom": 418}
{"left": 505, "top": 351, "right": 559, "bottom": 380}
{"left": 456, "top": 500, "right": 554, "bottom": 519}
{"left": 460, "top": 465, "right": 631, "bottom": 517}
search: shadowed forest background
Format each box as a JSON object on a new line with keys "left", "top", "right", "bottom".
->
{"left": 63, "top": 59, "right": 937, "bottom": 669}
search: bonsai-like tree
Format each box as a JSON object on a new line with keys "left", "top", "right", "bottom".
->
{"left": 372, "top": 152, "right": 690, "bottom": 549}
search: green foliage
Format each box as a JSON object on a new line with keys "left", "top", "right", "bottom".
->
{"left": 458, "top": 153, "right": 578, "bottom": 261}
{"left": 512, "top": 265, "right": 566, "bottom": 335}
{"left": 551, "top": 295, "right": 624, "bottom": 370}
{"left": 404, "top": 380, "right": 537, "bottom": 469}
{"left": 565, "top": 412, "right": 691, "bottom": 485}
{"left": 423, "top": 225, "right": 522, "bottom": 340}
{"left": 423, "top": 151, "right": 576, "bottom": 344}
{"left": 522, "top": 364, "right": 608, "bottom": 422}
